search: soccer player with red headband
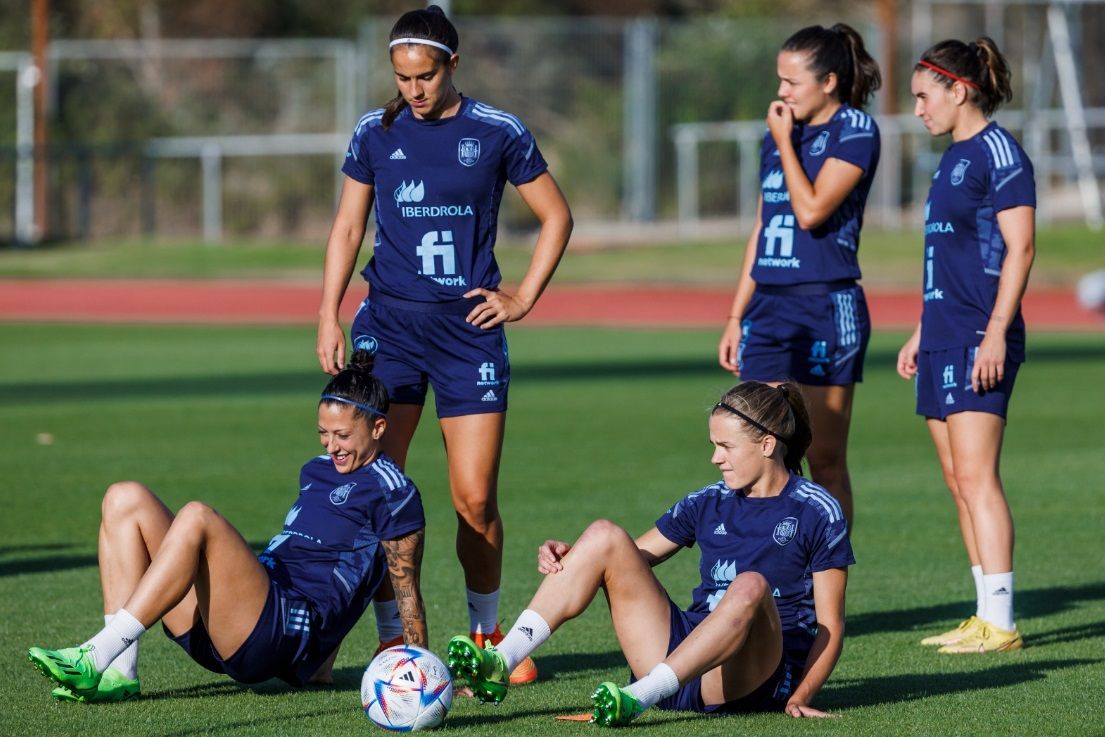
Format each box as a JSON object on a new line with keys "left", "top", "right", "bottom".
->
{"left": 897, "top": 37, "right": 1035, "bottom": 654}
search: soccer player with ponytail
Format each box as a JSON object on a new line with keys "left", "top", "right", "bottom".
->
{"left": 719, "top": 24, "right": 882, "bottom": 528}
{"left": 898, "top": 37, "right": 1034, "bottom": 654}
{"left": 316, "top": 5, "right": 572, "bottom": 684}
{"left": 449, "top": 382, "right": 853, "bottom": 724}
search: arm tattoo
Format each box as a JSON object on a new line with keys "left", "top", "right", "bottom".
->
{"left": 381, "top": 529, "right": 427, "bottom": 648}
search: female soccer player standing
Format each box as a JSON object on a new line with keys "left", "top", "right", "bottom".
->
{"left": 448, "top": 382, "right": 852, "bottom": 724}
{"left": 718, "top": 24, "right": 882, "bottom": 527}
{"left": 898, "top": 38, "right": 1034, "bottom": 653}
{"left": 316, "top": 5, "right": 572, "bottom": 683}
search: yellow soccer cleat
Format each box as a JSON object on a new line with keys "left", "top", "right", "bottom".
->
{"left": 473, "top": 625, "right": 538, "bottom": 686}
{"left": 920, "top": 615, "right": 983, "bottom": 647}
{"left": 938, "top": 622, "right": 1023, "bottom": 654}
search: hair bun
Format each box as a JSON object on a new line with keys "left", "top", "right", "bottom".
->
{"left": 349, "top": 349, "right": 376, "bottom": 374}
{"left": 426, "top": 3, "right": 446, "bottom": 15}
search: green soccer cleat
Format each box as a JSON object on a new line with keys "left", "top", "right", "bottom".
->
{"left": 591, "top": 682, "right": 645, "bottom": 727}
{"left": 446, "top": 635, "right": 509, "bottom": 704}
{"left": 51, "top": 667, "right": 140, "bottom": 704}
{"left": 28, "top": 646, "right": 102, "bottom": 696}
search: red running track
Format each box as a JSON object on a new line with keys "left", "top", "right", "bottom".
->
{"left": 0, "top": 279, "right": 1100, "bottom": 330}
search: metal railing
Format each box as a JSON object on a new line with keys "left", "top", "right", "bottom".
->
{"left": 671, "top": 108, "right": 1105, "bottom": 234}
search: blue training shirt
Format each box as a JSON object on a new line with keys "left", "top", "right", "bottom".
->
{"left": 342, "top": 97, "right": 549, "bottom": 304}
{"left": 259, "top": 452, "right": 424, "bottom": 683}
{"left": 920, "top": 121, "right": 1036, "bottom": 361}
{"left": 655, "top": 474, "right": 854, "bottom": 653}
{"left": 752, "top": 104, "right": 880, "bottom": 285}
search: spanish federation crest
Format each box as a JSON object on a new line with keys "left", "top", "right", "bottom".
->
{"left": 951, "top": 158, "right": 971, "bottom": 186}
{"left": 458, "top": 137, "right": 481, "bottom": 167}
{"left": 809, "top": 130, "right": 830, "bottom": 157}
{"left": 773, "top": 516, "right": 798, "bottom": 546}
{"left": 330, "top": 482, "right": 356, "bottom": 505}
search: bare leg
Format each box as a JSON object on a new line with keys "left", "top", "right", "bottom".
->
{"left": 926, "top": 419, "right": 981, "bottom": 566}
{"left": 799, "top": 384, "right": 856, "bottom": 527}
{"left": 440, "top": 413, "right": 505, "bottom": 594}
{"left": 945, "top": 412, "right": 1013, "bottom": 573}
{"left": 121, "top": 501, "right": 272, "bottom": 658}
{"left": 98, "top": 481, "right": 200, "bottom": 634}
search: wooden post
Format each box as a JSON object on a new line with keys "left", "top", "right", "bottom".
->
{"left": 877, "top": 0, "right": 897, "bottom": 115}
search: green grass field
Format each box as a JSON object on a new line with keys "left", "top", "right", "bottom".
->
{"left": 1, "top": 223, "right": 1102, "bottom": 285}
{"left": 2, "top": 324, "right": 1104, "bottom": 736}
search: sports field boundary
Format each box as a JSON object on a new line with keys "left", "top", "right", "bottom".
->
{"left": 0, "top": 278, "right": 1100, "bottom": 330}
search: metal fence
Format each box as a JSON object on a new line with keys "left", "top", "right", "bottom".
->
{"left": 4, "top": 7, "right": 1105, "bottom": 244}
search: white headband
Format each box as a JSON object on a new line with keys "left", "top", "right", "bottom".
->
{"left": 389, "top": 38, "right": 455, "bottom": 56}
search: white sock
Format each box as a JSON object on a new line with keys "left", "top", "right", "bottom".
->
{"left": 466, "top": 588, "right": 500, "bottom": 636}
{"left": 373, "top": 599, "right": 403, "bottom": 642}
{"left": 82, "top": 609, "right": 146, "bottom": 673}
{"left": 624, "top": 662, "right": 679, "bottom": 710}
{"left": 102, "top": 614, "right": 140, "bottom": 680}
{"left": 494, "top": 609, "right": 551, "bottom": 671}
{"left": 971, "top": 565, "right": 985, "bottom": 619}
{"left": 983, "top": 572, "right": 1015, "bottom": 630}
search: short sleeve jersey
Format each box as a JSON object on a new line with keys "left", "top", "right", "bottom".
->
{"left": 258, "top": 453, "right": 424, "bottom": 681}
{"left": 752, "top": 104, "right": 880, "bottom": 285}
{"left": 655, "top": 475, "right": 854, "bottom": 651}
{"left": 920, "top": 122, "right": 1036, "bottom": 360}
{"left": 342, "top": 97, "right": 549, "bottom": 304}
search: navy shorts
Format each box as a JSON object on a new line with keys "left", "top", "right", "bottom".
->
{"left": 915, "top": 346, "right": 1021, "bottom": 421}
{"left": 642, "top": 600, "right": 799, "bottom": 714}
{"left": 164, "top": 578, "right": 313, "bottom": 685}
{"left": 739, "top": 281, "right": 870, "bottom": 386}
{"left": 350, "top": 292, "right": 509, "bottom": 417}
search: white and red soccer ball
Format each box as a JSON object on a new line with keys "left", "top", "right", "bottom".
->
{"left": 361, "top": 645, "right": 453, "bottom": 731}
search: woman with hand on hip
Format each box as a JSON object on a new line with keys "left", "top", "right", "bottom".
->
{"left": 316, "top": 5, "right": 572, "bottom": 684}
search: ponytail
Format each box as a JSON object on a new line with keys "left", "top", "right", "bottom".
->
{"left": 382, "top": 4, "right": 460, "bottom": 129}
{"left": 782, "top": 23, "right": 882, "bottom": 109}
{"left": 713, "top": 381, "right": 813, "bottom": 475}
{"left": 916, "top": 36, "right": 1013, "bottom": 117}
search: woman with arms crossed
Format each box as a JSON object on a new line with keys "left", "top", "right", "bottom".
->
{"left": 316, "top": 6, "right": 571, "bottom": 684}
{"left": 719, "top": 24, "right": 882, "bottom": 526}
{"left": 28, "top": 352, "right": 427, "bottom": 701}
{"left": 449, "top": 382, "right": 852, "bottom": 725}
{"left": 898, "top": 37, "right": 1034, "bottom": 653}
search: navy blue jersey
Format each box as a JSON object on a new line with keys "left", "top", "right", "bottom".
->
{"left": 655, "top": 474, "right": 854, "bottom": 650}
{"left": 920, "top": 122, "right": 1035, "bottom": 360}
{"left": 258, "top": 453, "right": 424, "bottom": 663}
{"left": 342, "top": 97, "right": 548, "bottom": 304}
{"left": 752, "top": 105, "right": 880, "bottom": 285}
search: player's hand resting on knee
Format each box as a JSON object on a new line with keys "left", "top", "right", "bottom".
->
{"left": 537, "top": 540, "right": 572, "bottom": 574}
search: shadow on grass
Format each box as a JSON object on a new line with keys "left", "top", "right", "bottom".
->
{"left": 5, "top": 340, "right": 1103, "bottom": 407}
{"left": 849, "top": 580, "right": 1105, "bottom": 637}
{"left": 817, "top": 658, "right": 1099, "bottom": 710}
{"left": 0, "top": 540, "right": 271, "bottom": 578}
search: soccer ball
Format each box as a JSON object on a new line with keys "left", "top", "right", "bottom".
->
{"left": 1076, "top": 269, "right": 1105, "bottom": 313}
{"left": 361, "top": 645, "right": 453, "bottom": 731}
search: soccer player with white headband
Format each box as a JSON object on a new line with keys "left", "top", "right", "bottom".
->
{"left": 316, "top": 4, "right": 572, "bottom": 687}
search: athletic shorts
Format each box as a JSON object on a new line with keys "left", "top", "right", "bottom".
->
{"left": 350, "top": 291, "right": 509, "bottom": 417}
{"left": 640, "top": 600, "right": 801, "bottom": 714}
{"left": 915, "top": 346, "right": 1021, "bottom": 421}
{"left": 164, "top": 578, "right": 313, "bottom": 685}
{"left": 739, "top": 281, "right": 870, "bottom": 386}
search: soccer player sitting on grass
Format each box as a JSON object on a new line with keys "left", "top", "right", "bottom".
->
{"left": 448, "top": 382, "right": 853, "bottom": 725}
{"left": 27, "top": 351, "right": 426, "bottom": 702}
